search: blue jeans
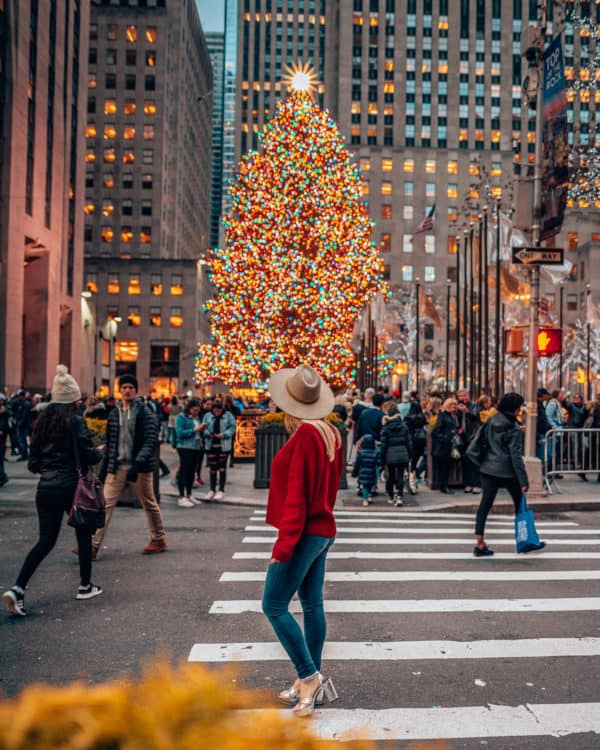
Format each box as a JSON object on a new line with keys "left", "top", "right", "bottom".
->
{"left": 262, "top": 534, "right": 335, "bottom": 679}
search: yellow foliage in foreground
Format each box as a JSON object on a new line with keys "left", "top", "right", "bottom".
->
{"left": 0, "top": 662, "right": 362, "bottom": 750}
{"left": 0, "top": 661, "right": 451, "bottom": 750}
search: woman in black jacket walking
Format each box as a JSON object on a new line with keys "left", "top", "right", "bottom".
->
{"left": 380, "top": 405, "right": 412, "bottom": 505}
{"left": 2, "top": 366, "right": 102, "bottom": 617}
{"left": 473, "top": 392, "right": 545, "bottom": 557}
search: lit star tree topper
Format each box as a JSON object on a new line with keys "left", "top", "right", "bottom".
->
{"left": 195, "top": 69, "right": 386, "bottom": 387}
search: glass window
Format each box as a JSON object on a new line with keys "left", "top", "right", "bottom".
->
{"left": 102, "top": 227, "right": 114, "bottom": 243}
{"left": 128, "top": 307, "right": 141, "bottom": 327}
{"left": 104, "top": 123, "right": 116, "bottom": 139}
{"left": 90, "top": 23, "right": 98, "bottom": 40}
{"left": 381, "top": 181, "right": 393, "bottom": 195}
{"left": 426, "top": 182, "right": 435, "bottom": 197}
{"left": 84, "top": 225, "right": 93, "bottom": 242}
{"left": 85, "top": 273, "right": 98, "bottom": 294}
{"left": 170, "top": 307, "right": 184, "bottom": 328}
{"left": 567, "top": 294, "right": 577, "bottom": 311}
{"left": 144, "top": 100, "right": 157, "bottom": 115}
{"left": 380, "top": 233, "right": 391, "bottom": 251}
{"left": 143, "top": 125, "right": 155, "bottom": 140}
{"left": 126, "top": 25, "right": 137, "bottom": 42}
{"left": 146, "top": 26, "right": 157, "bottom": 43}
{"left": 360, "top": 181, "right": 370, "bottom": 196}
{"left": 104, "top": 147, "right": 116, "bottom": 163}
{"left": 424, "top": 266, "right": 435, "bottom": 281}
{"left": 107, "top": 274, "right": 120, "bottom": 293}
{"left": 170, "top": 275, "right": 183, "bottom": 295}
{"left": 360, "top": 158, "right": 371, "bottom": 172}
{"left": 122, "top": 173, "right": 133, "bottom": 189}
{"left": 125, "top": 74, "right": 136, "bottom": 90}
{"left": 142, "top": 149, "right": 153, "bottom": 165}
{"left": 381, "top": 204, "right": 392, "bottom": 219}
{"left": 140, "top": 227, "right": 152, "bottom": 244}
{"left": 105, "top": 72, "right": 116, "bottom": 89}
{"left": 84, "top": 200, "right": 95, "bottom": 215}
{"left": 85, "top": 150, "right": 96, "bottom": 163}
{"left": 151, "top": 275, "right": 162, "bottom": 295}
{"left": 106, "top": 49, "right": 116, "bottom": 65}
{"left": 141, "top": 200, "right": 152, "bottom": 216}
{"left": 104, "top": 99, "right": 117, "bottom": 115}
{"left": 567, "top": 232, "right": 578, "bottom": 250}
{"left": 121, "top": 226, "right": 133, "bottom": 243}
{"left": 142, "top": 173, "right": 153, "bottom": 189}
{"left": 403, "top": 158, "right": 414, "bottom": 172}
{"left": 128, "top": 274, "right": 141, "bottom": 295}
{"left": 86, "top": 124, "right": 97, "bottom": 138}
{"left": 123, "top": 150, "right": 135, "bottom": 164}
{"left": 425, "top": 159, "right": 436, "bottom": 174}
{"left": 102, "top": 200, "right": 114, "bottom": 216}
{"left": 150, "top": 306, "right": 162, "bottom": 326}
{"left": 403, "top": 234, "right": 413, "bottom": 253}
{"left": 126, "top": 49, "right": 137, "bottom": 66}
{"left": 106, "top": 24, "right": 117, "bottom": 40}
{"left": 402, "top": 264, "right": 413, "bottom": 282}
{"left": 123, "top": 125, "right": 136, "bottom": 139}
{"left": 145, "top": 75, "right": 156, "bottom": 91}
{"left": 447, "top": 236, "right": 458, "bottom": 254}
{"left": 89, "top": 73, "right": 97, "bottom": 89}
{"left": 124, "top": 100, "right": 136, "bottom": 115}
{"left": 382, "top": 158, "right": 393, "bottom": 172}
{"left": 404, "top": 181, "right": 413, "bottom": 196}
{"left": 447, "top": 183, "right": 458, "bottom": 199}
{"left": 146, "top": 50, "right": 156, "bottom": 67}
{"left": 403, "top": 205, "right": 413, "bottom": 220}
{"left": 122, "top": 199, "right": 133, "bottom": 216}
{"left": 425, "top": 236, "right": 435, "bottom": 253}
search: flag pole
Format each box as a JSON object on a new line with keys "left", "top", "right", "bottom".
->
{"left": 494, "top": 202, "right": 501, "bottom": 398}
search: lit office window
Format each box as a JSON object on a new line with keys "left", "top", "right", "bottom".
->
{"left": 170, "top": 307, "right": 184, "bottom": 328}
{"left": 128, "top": 306, "right": 141, "bottom": 327}
{"left": 425, "top": 159, "right": 436, "bottom": 174}
{"left": 124, "top": 100, "right": 136, "bottom": 115}
{"left": 151, "top": 275, "right": 162, "bottom": 295}
{"left": 403, "top": 158, "right": 414, "bottom": 172}
{"left": 403, "top": 235, "right": 413, "bottom": 253}
{"left": 150, "top": 306, "right": 162, "bottom": 326}
{"left": 126, "top": 25, "right": 137, "bottom": 42}
{"left": 424, "top": 266, "right": 435, "bottom": 282}
{"left": 425, "top": 236, "right": 435, "bottom": 254}
{"left": 128, "top": 274, "right": 141, "bottom": 295}
{"left": 102, "top": 227, "right": 114, "bottom": 243}
{"left": 381, "top": 181, "right": 393, "bottom": 195}
{"left": 107, "top": 274, "right": 120, "bottom": 293}
{"left": 402, "top": 265, "right": 413, "bottom": 282}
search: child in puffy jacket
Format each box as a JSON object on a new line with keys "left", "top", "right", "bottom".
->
{"left": 380, "top": 404, "right": 412, "bottom": 506}
{"left": 352, "top": 433, "right": 380, "bottom": 507}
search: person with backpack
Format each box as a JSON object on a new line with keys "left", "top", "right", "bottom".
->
{"left": 380, "top": 404, "right": 412, "bottom": 506}
{"left": 352, "top": 433, "right": 380, "bottom": 507}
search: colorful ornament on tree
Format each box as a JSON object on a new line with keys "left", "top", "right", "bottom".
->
{"left": 195, "top": 76, "right": 385, "bottom": 387}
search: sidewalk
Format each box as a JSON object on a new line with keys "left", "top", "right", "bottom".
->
{"left": 2, "top": 448, "right": 599, "bottom": 514}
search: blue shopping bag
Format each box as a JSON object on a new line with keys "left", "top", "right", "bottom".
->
{"left": 514, "top": 494, "right": 541, "bottom": 553}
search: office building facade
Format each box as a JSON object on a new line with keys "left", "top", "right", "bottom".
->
{"left": 82, "top": 0, "right": 212, "bottom": 396}
{"left": 206, "top": 31, "right": 225, "bottom": 249}
{"left": 0, "top": 0, "right": 90, "bottom": 393}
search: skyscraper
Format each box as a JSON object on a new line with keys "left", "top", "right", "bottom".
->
{"left": 0, "top": 0, "right": 90, "bottom": 393}
{"left": 206, "top": 31, "right": 225, "bottom": 249}
{"left": 82, "top": 0, "right": 212, "bottom": 396}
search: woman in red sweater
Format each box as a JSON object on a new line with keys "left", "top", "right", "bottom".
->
{"left": 262, "top": 365, "right": 344, "bottom": 717}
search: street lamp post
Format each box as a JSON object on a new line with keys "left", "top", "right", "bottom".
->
{"left": 415, "top": 279, "right": 420, "bottom": 395}
{"left": 559, "top": 280, "right": 564, "bottom": 389}
{"left": 462, "top": 229, "right": 469, "bottom": 391}
{"left": 455, "top": 235, "right": 461, "bottom": 389}
{"left": 586, "top": 284, "right": 592, "bottom": 400}
{"left": 445, "top": 279, "right": 451, "bottom": 394}
{"left": 482, "top": 207, "right": 489, "bottom": 393}
{"left": 494, "top": 201, "right": 502, "bottom": 398}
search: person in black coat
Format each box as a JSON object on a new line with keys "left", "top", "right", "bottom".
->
{"left": 430, "top": 398, "right": 461, "bottom": 495}
{"left": 404, "top": 399, "right": 427, "bottom": 492}
{"left": 2, "top": 366, "right": 102, "bottom": 616}
{"left": 473, "top": 392, "right": 545, "bottom": 557}
{"left": 380, "top": 405, "right": 412, "bottom": 506}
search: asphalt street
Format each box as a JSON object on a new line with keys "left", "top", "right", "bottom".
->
{"left": 1, "top": 458, "right": 600, "bottom": 748}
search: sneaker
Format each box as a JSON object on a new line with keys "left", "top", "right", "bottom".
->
{"left": 2, "top": 587, "right": 26, "bottom": 616}
{"left": 178, "top": 497, "right": 195, "bottom": 508}
{"left": 214, "top": 490, "right": 225, "bottom": 501}
{"left": 473, "top": 545, "right": 494, "bottom": 557}
{"left": 188, "top": 496, "right": 202, "bottom": 505}
{"left": 394, "top": 495, "right": 403, "bottom": 507}
{"left": 76, "top": 583, "right": 103, "bottom": 600}
{"left": 203, "top": 490, "right": 216, "bottom": 501}
{"left": 143, "top": 539, "right": 167, "bottom": 555}
{"left": 387, "top": 496, "right": 395, "bottom": 505}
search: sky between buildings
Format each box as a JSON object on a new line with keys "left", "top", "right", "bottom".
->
{"left": 196, "top": 0, "right": 225, "bottom": 32}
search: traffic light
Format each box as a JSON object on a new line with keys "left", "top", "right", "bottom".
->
{"left": 536, "top": 328, "right": 562, "bottom": 356}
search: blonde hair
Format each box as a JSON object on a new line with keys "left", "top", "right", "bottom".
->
{"left": 442, "top": 397, "right": 458, "bottom": 411}
{"left": 284, "top": 414, "right": 341, "bottom": 462}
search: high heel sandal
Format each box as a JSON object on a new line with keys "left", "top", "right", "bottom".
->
{"left": 277, "top": 684, "right": 300, "bottom": 706}
{"left": 292, "top": 673, "right": 338, "bottom": 717}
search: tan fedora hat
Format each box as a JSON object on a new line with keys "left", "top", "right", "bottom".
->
{"left": 268, "top": 364, "right": 334, "bottom": 420}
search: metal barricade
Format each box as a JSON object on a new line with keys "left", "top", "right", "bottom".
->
{"left": 543, "top": 427, "right": 600, "bottom": 493}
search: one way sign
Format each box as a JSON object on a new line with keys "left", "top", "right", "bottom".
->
{"left": 511, "top": 247, "right": 564, "bottom": 265}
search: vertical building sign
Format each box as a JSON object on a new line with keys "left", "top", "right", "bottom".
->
{"left": 541, "top": 35, "right": 569, "bottom": 240}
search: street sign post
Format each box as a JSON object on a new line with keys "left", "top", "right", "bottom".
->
{"left": 511, "top": 247, "right": 564, "bottom": 265}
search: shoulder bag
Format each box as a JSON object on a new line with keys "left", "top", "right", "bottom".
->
{"left": 67, "top": 426, "right": 106, "bottom": 532}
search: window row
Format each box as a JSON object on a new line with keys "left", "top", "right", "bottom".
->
{"left": 105, "top": 306, "right": 183, "bottom": 329}
{"left": 88, "top": 99, "right": 157, "bottom": 115}
{"left": 86, "top": 72, "right": 156, "bottom": 91}
{"left": 86, "top": 148, "right": 155, "bottom": 165}
{"left": 85, "top": 173, "right": 153, "bottom": 190}
{"left": 84, "top": 200, "right": 153, "bottom": 217}
{"left": 87, "top": 273, "right": 183, "bottom": 297}
{"left": 359, "top": 157, "right": 503, "bottom": 177}
{"left": 399, "top": 265, "right": 437, "bottom": 283}
{"left": 89, "top": 49, "right": 156, "bottom": 67}
{"left": 362, "top": 182, "right": 503, "bottom": 202}
{"left": 84, "top": 226, "right": 153, "bottom": 244}
{"left": 86, "top": 124, "right": 155, "bottom": 139}
{"left": 89, "top": 24, "right": 157, "bottom": 43}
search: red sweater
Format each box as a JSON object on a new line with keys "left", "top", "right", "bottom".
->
{"left": 266, "top": 422, "right": 344, "bottom": 562}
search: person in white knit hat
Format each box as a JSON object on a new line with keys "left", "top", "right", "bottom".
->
{"left": 2, "top": 366, "right": 103, "bottom": 616}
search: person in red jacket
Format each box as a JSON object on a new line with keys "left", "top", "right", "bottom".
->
{"left": 261, "top": 364, "right": 343, "bottom": 717}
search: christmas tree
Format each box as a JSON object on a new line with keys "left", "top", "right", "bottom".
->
{"left": 195, "top": 72, "right": 385, "bottom": 387}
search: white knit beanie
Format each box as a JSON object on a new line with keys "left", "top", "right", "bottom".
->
{"left": 51, "top": 364, "right": 82, "bottom": 404}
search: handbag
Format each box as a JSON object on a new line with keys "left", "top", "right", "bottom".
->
{"left": 466, "top": 422, "right": 489, "bottom": 466}
{"left": 67, "top": 427, "right": 105, "bottom": 532}
{"left": 514, "top": 493, "right": 541, "bottom": 553}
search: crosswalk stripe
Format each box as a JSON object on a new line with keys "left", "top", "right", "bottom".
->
{"left": 242, "top": 535, "right": 599, "bottom": 546}
{"left": 244, "top": 525, "right": 600, "bottom": 535}
{"left": 220, "top": 569, "right": 600, "bottom": 583}
{"left": 251, "top": 517, "right": 578, "bottom": 528}
{"left": 209, "top": 597, "right": 600, "bottom": 614}
{"left": 236, "top": 703, "right": 600, "bottom": 741}
{"left": 188, "top": 636, "right": 600, "bottom": 663}
{"left": 233, "top": 550, "right": 600, "bottom": 560}
{"left": 251, "top": 511, "right": 579, "bottom": 526}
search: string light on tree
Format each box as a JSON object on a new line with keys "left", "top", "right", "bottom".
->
{"left": 195, "top": 72, "right": 385, "bottom": 387}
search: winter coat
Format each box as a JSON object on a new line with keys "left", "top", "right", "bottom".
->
{"left": 175, "top": 412, "right": 202, "bottom": 450}
{"left": 545, "top": 398, "right": 564, "bottom": 429}
{"left": 380, "top": 413, "right": 412, "bottom": 465}
{"left": 354, "top": 406, "right": 383, "bottom": 443}
{"left": 352, "top": 434, "right": 379, "bottom": 487}
{"left": 100, "top": 399, "right": 159, "bottom": 480}
{"left": 430, "top": 410, "right": 459, "bottom": 459}
{"left": 567, "top": 402, "right": 589, "bottom": 428}
{"left": 202, "top": 410, "right": 236, "bottom": 452}
{"left": 536, "top": 398, "right": 551, "bottom": 439}
{"left": 28, "top": 415, "right": 101, "bottom": 489}
{"left": 480, "top": 411, "right": 529, "bottom": 488}
{"left": 404, "top": 403, "right": 427, "bottom": 442}
{"left": 458, "top": 400, "right": 481, "bottom": 440}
